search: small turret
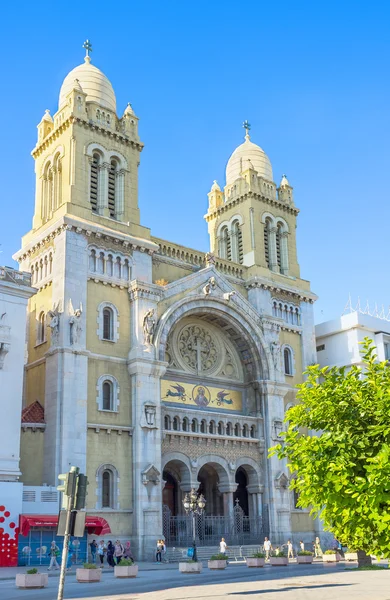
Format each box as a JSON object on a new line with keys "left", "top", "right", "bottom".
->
{"left": 37, "top": 109, "right": 54, "bottom": 143}
{"left": 121, "top": 103, "right": 139, "bottom": 138}
{"left": 207, "top": 180, "right": 224, "bottom": 211}
{"left": 278, "top": 174, "right": 294, "bottom": 205}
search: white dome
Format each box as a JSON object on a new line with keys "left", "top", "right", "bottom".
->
{"left": 226, "top": 134, "right": 273, "bottom": 184}
{"left": 59, "top": 57, "right": 116, "bottom": 112}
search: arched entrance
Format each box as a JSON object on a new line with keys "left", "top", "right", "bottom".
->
{"left": 234, "top": 467, "right": 249, "bottom": 516}
{"left": 197, "top": 464, "right": 223, "bottom": 516}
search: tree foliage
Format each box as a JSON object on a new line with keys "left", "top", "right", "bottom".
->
{"left": 270, "top": 339, "right": 390, "bottom": 557}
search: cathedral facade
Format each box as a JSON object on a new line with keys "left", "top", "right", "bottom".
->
{"left": 14, "top": 47, "right": 319, "bottom": 559}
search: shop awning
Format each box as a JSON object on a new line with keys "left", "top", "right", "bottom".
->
{"left": 20, "top": 515, "right": 111, "bottom": 537}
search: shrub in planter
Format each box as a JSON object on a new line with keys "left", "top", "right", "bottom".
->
{"left": 179, "top": 560, "right": 203, "bottom": 573}
{"left": 16, "top": 569, "right": 48, "bottom": 589}
{"left": 323, "top": 550, "right": 341, "bottom": 562}
{"left": 344, "top": 550, "right": 358, "bottom": 561}
{"left": 247, "top": 552, "right": 265, "bottom": 568}
{"left": 115, "top": 558, "right": 138, "bottom": 578}
{"left": 270, "top": 551, "right": 288, "bottom": 566}
{"left": 208, "top": 554, "right": 227, "bottom": 570}
{"left": 297, "top": 551, "right": 314, "bottom": 564}
{"left": 76, "top": 563, "right": 102, "bottom": 583}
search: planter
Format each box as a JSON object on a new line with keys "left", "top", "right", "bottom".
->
{"left": 246, "top": 557, "right": 265, "bottom": 568}
{"left": 16, "top": 573, "right": 48, "bottom": 589}
{"left": 297, "top": 556, "right": 313, "bottom": 564}
{"left": 76, "top": 568, "right": 102, "bottom": 582}
{"left": 323, "top": 553, "right": 341, "bottom": 563}
{"left": 179, "top": 562, "right": 203, "bottom": 574}
{"left": 344, "top": 552, "right": 358, "bottom": 561}
{"left": 270, "top": 557, "right": 288, "bottom": 566}
{"left": 208, "top": 560, "right": 227, "bottom": 570}
{"left": 114, "top": 565, "right": 139, "bottom": 578}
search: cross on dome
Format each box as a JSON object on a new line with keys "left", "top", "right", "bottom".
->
{"left": 242, "top": 120, "right": 251, "bottom": 140}
{"left": 82, "top": 39, "right": 92, "bottom": 63}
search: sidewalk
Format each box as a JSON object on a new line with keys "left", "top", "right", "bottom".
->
{"left": 0, "top": 561, "right": 178, "bottom": 580}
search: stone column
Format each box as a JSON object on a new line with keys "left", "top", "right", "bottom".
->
{"left": 261, "top": 381, "right": 291, "bottom": 544}
{"left": 219, "top": 485, "right": 237, "bottom": 520}
{"left": 97, "top": 163, "right": 109, "bottom": 216}
{"left": 280, "top": 232, "right": 289, "bottom": 274}
{"left": 116, "top": 169, "right": 126, "bottom": 220}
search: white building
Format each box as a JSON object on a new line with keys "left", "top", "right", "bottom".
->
{"left": 0, "top": 266, "right": 36, "bottom": 566}
{"left": 315, "top": 309, "right": 390, "bottom": 369}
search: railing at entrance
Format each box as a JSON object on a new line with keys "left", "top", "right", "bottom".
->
{"left": 162, "top": 503, "right": 269, "bottom": 547}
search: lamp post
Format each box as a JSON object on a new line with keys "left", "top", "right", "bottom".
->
{"left": 182, "top": 489, "right": 206, "bottom": 562}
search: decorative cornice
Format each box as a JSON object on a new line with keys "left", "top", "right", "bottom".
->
{"left": 14, "top": 216, "right": 158, "bottom": 263}
{"left": 32, "top": 115, "right": 144, "bottom": 158}
{"left": 205, "top": 190, "right": 299, "bottom": 222}
{"left": 21, "top": 423, "right": 46, "bottom": 432}
{"left": 87, "top": 423, "right": 133, "bottom": 435}
{"left": 246, "top": 278, "right": 317, "bottom": 304}
{"left": 128, "top": 279, "right": 164, "bottom": 301}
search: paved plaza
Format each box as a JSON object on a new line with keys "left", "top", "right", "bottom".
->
{"left": 0, "top": 561, "right": 389, "bottom": 600}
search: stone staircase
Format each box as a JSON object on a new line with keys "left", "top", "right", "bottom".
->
{"left": 166, "top": 544, "right": 262, "bottom": 563}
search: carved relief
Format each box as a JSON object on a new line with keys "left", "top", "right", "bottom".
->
{"left": 162, "top": 436, "right": 261, "bottom": 463}
{"left": 178, "top": 324, "right": 219, "bottom": 374}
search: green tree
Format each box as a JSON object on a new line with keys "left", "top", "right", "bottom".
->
{"left": 270, "top": 339, "right": 390, "bottom": 566}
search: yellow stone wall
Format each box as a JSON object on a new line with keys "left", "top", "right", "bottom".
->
{"left": 19, "top": 430, "right": 44, "bottom": 485}
{"left": 87, "top": 358, "right": 131, "bottom": 425}
{"left": 279, "top": 330, "right": 303, "bottom": 388}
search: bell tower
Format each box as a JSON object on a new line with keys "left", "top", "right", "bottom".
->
{"left": 205, "top": 122, "right": 300, "bottom": 279}
{"left": 30, "top": 40, "right": 146, "bottom": 239}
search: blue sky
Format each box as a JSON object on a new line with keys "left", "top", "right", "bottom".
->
{"left": 0, "top": 0, "right": 389, "bottom": 323}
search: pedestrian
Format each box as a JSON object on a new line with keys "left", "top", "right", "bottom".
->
{"left": 263, "top": 537, "right": 272, "bottom": 561}
{"left": 124, "top": 541, "right": 134, "bottom": 561}
{"left": 97, "top": 540, "right": 106, "bottom": 565}
{"left": 161, "top": 539, "right": 167, "bottom": 563}
{"left": 299, "top": 540, "right": 305, "bottom": 552}
{"left": 156, "top": 539, "right": 162, "bottom": 563}
{"left": 287, "top": 539, "right": 294, "bottom": 560}
{"left": 314, "top": 536, "right": 323, "bottom": 558}
{"left": 106, "top": 540, "right": 115, "bottom": 567}
{"left": 90, "top": 539, "right": 97, "bottom": 563}
{"left": 114, "top": 540, "right": 124, "bottom": 565}
{"left": 219, "top": 537, "right": 229, "bottom": 562}
{"left": 66, "top": 541, "right": 73, "bottom": 571}
{"left": 48, "top": 541, "right": 60, "bottom": 570}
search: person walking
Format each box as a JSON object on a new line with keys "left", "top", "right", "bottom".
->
{"left": 90, "top": 539, "right": 97, "bottom": 563}
{"left": 263, "top": 537, "right": 272, "bottom": 561}
{"left": 106, "top": 540, "right": 115, "bottom": 568}
{"left": 123, "top": 541, "right": 134, "bottom": 561}
{"left": 287, "top": 539, "right": 294, "bottom": 560}
{"left": 66, "top": 540, "right": 73, "bottom": 571}
{"left": 299, "top": 540, "right": 305, "bottom": 552}
{"left": 219, "top": 537, "right": 229, "bottom": 562}
{"left": 156, "top": 539, "right": 162, "bottom": 563}
{"left": 114, "top": 540, "right": 124, "bottom": 565}
{"left": 48, "top": 541, "right": 60, "bottom": 570}
{"left": 97, "top": 540, "right": 106, "bottom": 565}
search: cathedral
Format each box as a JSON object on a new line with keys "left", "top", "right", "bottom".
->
{"left": 13, "top": 44, "right": 319, "bottom": 560}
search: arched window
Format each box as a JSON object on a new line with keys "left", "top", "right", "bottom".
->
{"left": 219, "top": 226, "right": 230, "bottom": 260}
{"left": 106, "top": 254, "right": 113, "bottom": 277}
{"left": 242, "top": 424, "right": 249, "bottom": 438}
{"left": 102, "top": 471, "right": 111, "bottom": 507}
{"left": 191, "top": 419, "right": 198, "bottom": 433}
{"left": 53, "top": 153, "right": 62, "bottom": 210}
{"left": 89, "top": 249, "right": 96, "bottom": 272}
{"left": 217, "top": 421, "right": 224, "bottom": 435}
{"left": 164, "top": 415, "right": 171, "bottom": 430}
{"left": 226, "top": 422, "right": 232, "bottom": 436}
{"left": 231, "top": 220, "right": 243, "bottom": 264}
{"left": 284, "top": 347, "right": 293, "bottom": 375}
{"left": 209, "top": 420, "right": 215, "bottom": 434}
{"left": 103, "top": 308, "right": 113, "bottom": 341}
{"left": 272, "top": 301, "right": 277, "bottom": 317}
{"left": 90, "top": 153, "right": 100, "bottom": 212}
{"left": 200, "top": 419, "right": 207, "bottom": 434}
{"left": 234, "top": 423, "right": 240, "bottom": 437}
{"left": 98, "top": 302, "right": 119, "bottom": 343}
{"left": 276, "top": 223, "right": 282, "bottom": 270}
{"left": 263, "top": 218, "right": 271, "bottom": 268}
{"left": 108, "top": 160, "right": 117, "bottom": 218}
{"left": 102, "top": 381, "right": 113, "bottom": 410}
{"left": 173, "top": 416, "right": 179, "bottom": 431}
{"left": 97, "top": 464, "right": 118, "bottom": 509}
{"left": 97, "top": 375, "right": 119, "bottom": 411}
{"left": 250, "top": 425, "right": 256, "bottom": 438}
{"left": 276, "top": 220, "right": 289, "bottom": 274}
{"left": 37, "top": 311, "right": 46, "bottom": 344}
{"left": 182, "top": 417, "right": 189, "bottom": 432}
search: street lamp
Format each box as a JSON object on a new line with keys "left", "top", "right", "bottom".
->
{"left": 182, "top": 489, "right": 206, "bottom": 562}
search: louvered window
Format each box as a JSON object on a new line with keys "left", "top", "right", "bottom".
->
{"left": 276, "top": 224, "right": 282, "bottom": 269}
{"left": 90, "top": 153, "right": 99, "bottom": 212}
{"left": 264, "top": 220, "right": 270, "bottom": 268}
{"left": 108, "top": 160, "right": 117, "bottom": 218}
